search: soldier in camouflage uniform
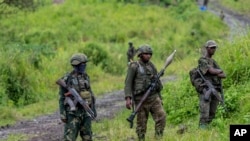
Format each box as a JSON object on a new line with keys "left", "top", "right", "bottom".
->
{"left": 124, "top": 45, "right": 166, "bottom": 141}
{"left": 127, "top": 42, "right": 136, "bottom": 63}
{"left": 198, "top": 40, "right": 226, "bottom": 129}
{"left": 58, "top": 53, "right": 96, "bottom": 141}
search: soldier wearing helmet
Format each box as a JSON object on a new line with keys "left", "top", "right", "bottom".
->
{"left": 127, "top": 42, "right": 136, "bottom": 63}
{"left": 124, "top": 44, "right": 166, "bottom": 140}
{"left": 136, "top": 44, "right": 153, "bottom": 57}
{"left": 70, "top": 53, "right": 88, "bottom": 74}
{"left": 58, "top": 53, "right": 96, "bottom": 141}
{"left": 197, "top": 40, "right": 226, "bottom": 129}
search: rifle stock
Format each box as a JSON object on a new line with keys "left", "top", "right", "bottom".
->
{"left": 56, "top": 79, "right": 96, "bottom": 119}
{"left": 126, "top": 50, "right": 176, "bottom": 128}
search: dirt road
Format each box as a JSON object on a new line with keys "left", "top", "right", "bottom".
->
{"left": 0, "top": 76, "right": 176, "bottom": 141}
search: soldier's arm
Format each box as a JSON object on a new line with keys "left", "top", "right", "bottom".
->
{"left": 207, "top": 67, "right": 223, "bottom": 75}
{"left": 217, "top": 71, "right": 226, "bottom": 78}
{"left": 199, "top": 58, "right": 225, "bottom": 78}
{"left": 59, "top": 85, "right": 67, "bottom": 122}
{"left": 124, "top": 63, "right": 137, "bottom": 99}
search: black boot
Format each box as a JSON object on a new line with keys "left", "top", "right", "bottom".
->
{"left": 138, "top": 134, "right": 145, "bottom": 141}
{"left": 155, "top": 130, "right": 163, "bottom": 139}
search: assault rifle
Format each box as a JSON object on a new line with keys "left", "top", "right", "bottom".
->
{"left": 56, "top": 79, "right": 96, "bottom": 120}
{"left": 126, "top": 50, "right": 176, "bottom": 128}
{"left": 196, "top": 69, "right": 223, "bottom": 103}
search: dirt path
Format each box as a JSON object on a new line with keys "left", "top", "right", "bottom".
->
{"left": 0, "top": 76, "right": 176, "bottom": 141}
{"left": 198, "top": 0, "right": 250, "bottom": 40}
{"left": 0, "top": 1, "right": 250, "bottom": 141}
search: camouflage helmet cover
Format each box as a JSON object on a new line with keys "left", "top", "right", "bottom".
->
{"left": 70, "top": 53, "right": 88, "bottom": 65}
{"left": 137, "top": 44, "right": 153, "bottom": 57}
{"left": 205, "top": 40, "right": 217, "bottom": 48}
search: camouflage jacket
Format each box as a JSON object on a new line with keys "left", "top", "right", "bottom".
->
{"left": 124, "top": 60, "right": 163, "bottom": 100}
{"left": 198, "top": 57, "right": 222, "bottom": 87}
{"left": 58, "top": 71, "right": 95, "bottom": 119}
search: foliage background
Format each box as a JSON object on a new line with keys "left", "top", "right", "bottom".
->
{"left": 0, "top": 0, "right": 249, "bottom": 140}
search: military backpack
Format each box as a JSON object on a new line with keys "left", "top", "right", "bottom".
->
{"left": 189, "top": 67, "right": 204, "bottom": 93}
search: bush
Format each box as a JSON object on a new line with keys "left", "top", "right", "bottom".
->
{"left": 0, "top": 49, "right": 37, "bottom": 106}
{"left": 80, "top": 43, "right": 108, "bottom": 66}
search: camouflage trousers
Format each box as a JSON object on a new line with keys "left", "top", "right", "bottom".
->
{"left": 135, "top": 96, "right": 166, "bottom": 139}
{"left": 199, "top": 92, "right": 220, "bottom": 125}
{"left": 64, "top": 108, "right": 92, "bottom": 141}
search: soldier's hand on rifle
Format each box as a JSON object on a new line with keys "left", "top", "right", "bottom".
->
{"left": 64, "top": 91, "right": 71, "bottom": 97}
{"left": 125, "top": 97, "right": 132, "bottom": 110}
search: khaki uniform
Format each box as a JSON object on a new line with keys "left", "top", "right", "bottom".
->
{"left": 124, "top": 60, "right": 166, "bottom": 139}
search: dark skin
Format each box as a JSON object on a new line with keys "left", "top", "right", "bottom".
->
{"left": 125, "top": 53, "right": 152, "bottom": 109}
{"left": 205, "top": 46, "right": 226, "bottom": 78}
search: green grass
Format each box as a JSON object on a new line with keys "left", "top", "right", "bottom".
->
{"left": 218, "top": 0, "right": 250, "bottom": 17}
{"left": 91, "top": 109, "right": 229, "bottom": 141}
{"left": 1, "top": 1, "right": 250, "bottom": 140}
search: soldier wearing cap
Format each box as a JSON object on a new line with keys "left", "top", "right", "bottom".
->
{"left": 197, "top": 40, "right": 226, "bottom": 129}
{"left": 58, "top": 53, "right": 96, "bottom": 141}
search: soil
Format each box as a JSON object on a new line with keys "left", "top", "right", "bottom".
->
{"left": 0, "top": 1, "right": 249, "bottom": 141}
{"left": 0, "top": 76, "right": 176, "bottom": 141}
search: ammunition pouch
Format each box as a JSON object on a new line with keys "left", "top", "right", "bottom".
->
{"left": 80, "top": 91, "right": 92, "bottom": 104}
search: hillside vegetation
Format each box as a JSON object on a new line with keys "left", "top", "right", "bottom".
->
{"left": 218, "top": 0, "right": 250, "bottom": 18}
{"left": 1, "top": 0, "right": 250, "bottom": 140}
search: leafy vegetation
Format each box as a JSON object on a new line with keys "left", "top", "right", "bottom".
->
{"left": 0, "top": 0, "right": 249, "bottom": 140}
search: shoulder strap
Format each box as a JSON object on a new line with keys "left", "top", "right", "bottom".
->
{"left": 148, "top": 61, "right": 158, "bottom": 74}
{"left": 136, "top": 61, "right": 145, "bottom": 74}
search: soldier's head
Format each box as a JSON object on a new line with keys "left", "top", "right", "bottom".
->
{"left": 128, "top": 42, "right": 133, "bottom": 47}
{"left": 70, "top": 53, "right": 88, "bottom": 73}
{"left": 137, "top": 44, "right": 153, "bottom": 62}
{"left": 205, "top": 40, "right": 217, "bottom": 56}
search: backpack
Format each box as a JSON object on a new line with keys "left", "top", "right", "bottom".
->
{"left": 189, "top": 67, "right": 204, "bottom": 93}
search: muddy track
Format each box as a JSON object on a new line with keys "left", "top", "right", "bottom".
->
{"left": 0, "top": 76, "right": 176, "bottom": 141}
{"left": 1, "top": 1, "right": 250, "bottom": 141}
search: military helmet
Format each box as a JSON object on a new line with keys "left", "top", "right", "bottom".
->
{"left": 205, "top": 40, "right": 217, "bottom": 48}
{"left": 70, "top": 53, "right": 88, "bottom": 65}
{"left": 137, "top": 44, "right": 153, "bottom": 57}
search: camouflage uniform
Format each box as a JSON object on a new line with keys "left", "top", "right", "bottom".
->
{"left": 125, "top": 45, "right": 166, "bottom": 140}
{"left": 58, "top": 53, "right": 96, "bottom": 141}
{"left": 198, "top": 56, "right": 222, "bottom": 126}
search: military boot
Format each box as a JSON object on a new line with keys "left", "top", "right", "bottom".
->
{"left": 155, "top": 130, "right": 163, "bottom": 140}
{"left": 138, "top": 134, "right": 145, "bottom": 141}
{"left": 199, "top": 123, "right": 208, "bottom": 129}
